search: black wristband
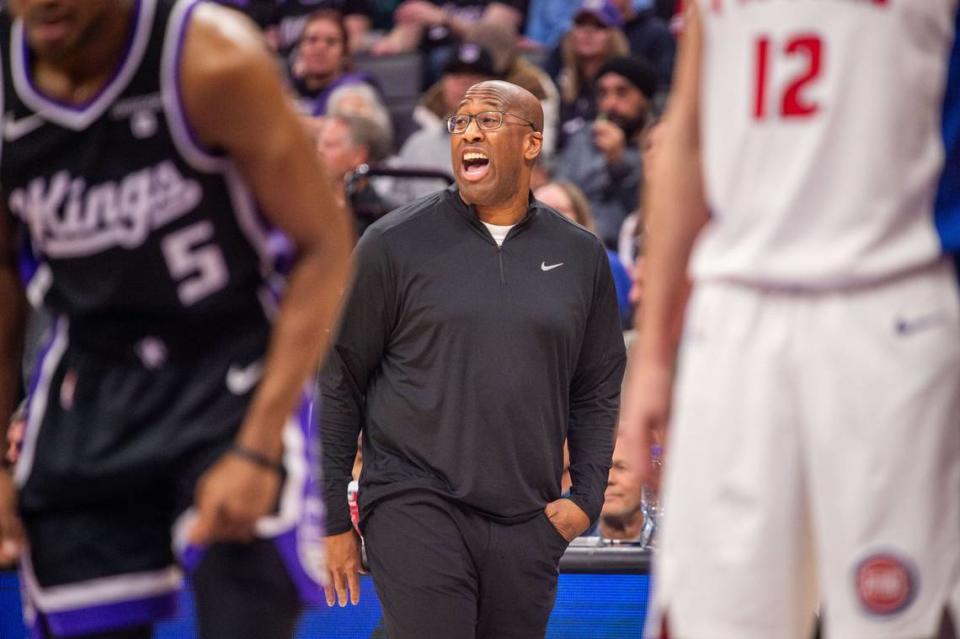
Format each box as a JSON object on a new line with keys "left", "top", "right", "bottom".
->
{"left": 229, "top": 444, "right": 284, "bottom": 475}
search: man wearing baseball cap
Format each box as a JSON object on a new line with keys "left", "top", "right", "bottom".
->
{"left": 574, "top": 0, "right": 624, "bottom": 30}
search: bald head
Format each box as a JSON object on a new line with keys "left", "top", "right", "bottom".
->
{"left": 460, "top": 80, "right": 544, "bottom": 133}
{"left": 451, "top": 79, "right": 544, "bottom": 218}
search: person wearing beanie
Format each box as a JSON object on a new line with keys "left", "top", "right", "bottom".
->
{"left": 552, "top": 55, "right": 656, "bottom": 249}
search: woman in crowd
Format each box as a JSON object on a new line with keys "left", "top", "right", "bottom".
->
{"left": 327, "top": 83, "right": 395, "bottom": 153}
{"left": 548, "top": 1, "right": 629, "bottom": 147}
{"left": 291, "top": 9, "right": 379, "bottom": 116}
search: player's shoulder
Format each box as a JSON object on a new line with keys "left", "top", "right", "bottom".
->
{"left": 175, "top": 0, "right": 284, "bottom": 132}
{"left": 181, "top": 2, "right": 273, "bottom": 83}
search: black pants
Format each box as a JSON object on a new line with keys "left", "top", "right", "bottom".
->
{"left": 20, "top": 328, "right": 305, "bottom": 639}
{"left": 192, "top": 540, "right": 302, "bottom": 639}
{"left": 363, "top": 490, "right": 570, "bottom": 639}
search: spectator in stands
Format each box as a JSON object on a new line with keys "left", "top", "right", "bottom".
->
{"left": 534, "top": 180, "right": 633, "bottom": 328}
{"left": 315, "top": 114, "right": 393, "bottom": 235}
{"left": 552, "top": 56, "right": 655, "bottom": 249}
{"left": 269, "top": 0, "right": 378, "bottom": 61}
{"left": 610, "top": 0, "right": 675, "bottom": 89}
{"left": 291, "top": 10, "right": 378, "bottom": 116}
{"left": 618, "top": 119, "right": 661, "bottom": 306}
{"left": 386, "top": 40, "right": 500, "bottom": 204}
{"left": 370, "top": 0, "right": 526, "bottom": 86}
{"left": 525, "top": 0, "right": 672, "bottom": 58}
{"left": 327, "top": 83, "right": 395, "bottom": 153}
{"left": 594, "top": 432, "right": 646, "bottom": 542}
{"left": 547, "top": 0, "right": 630, "bottom": 147}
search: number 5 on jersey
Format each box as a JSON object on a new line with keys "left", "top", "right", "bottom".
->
{"left": 754, "top": 33, "right": 824, "bottom": 120}
{"left": 161, "top": 221, "right": 229, "bottom": 306}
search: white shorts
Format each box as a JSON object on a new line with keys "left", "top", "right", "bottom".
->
{"left": 645, "top": 259, "right": 960, "bottom": 639}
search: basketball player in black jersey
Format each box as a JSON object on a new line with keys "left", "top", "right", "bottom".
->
{"left": 0, "top": 1, "right": 353, "bottom": 638}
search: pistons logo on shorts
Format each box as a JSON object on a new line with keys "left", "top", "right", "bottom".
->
{"left": 854, "top": 552, "right": 917, "bottom": 616}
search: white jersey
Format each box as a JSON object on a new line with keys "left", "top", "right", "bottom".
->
{"left": 691, "top": 0, "right": 960, "bottom": 288}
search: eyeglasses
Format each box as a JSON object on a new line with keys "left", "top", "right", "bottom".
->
{"left": 447, "top": 111, "right": 540, "bottom": 134}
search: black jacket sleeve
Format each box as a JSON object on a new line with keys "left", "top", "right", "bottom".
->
{"left": 319, "top": 228, "right": 396, "bottom": 535}
{"left": 565, "top": 244, "right": 627, "bottom": 523}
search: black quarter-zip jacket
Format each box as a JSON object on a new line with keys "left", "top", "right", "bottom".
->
{"left": 320, "top": 186, "right": 627, "bottom": 535}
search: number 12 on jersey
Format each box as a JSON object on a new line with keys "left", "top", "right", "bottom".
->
{"left": 753, "top": 34, "right": 824, "bottom": 120}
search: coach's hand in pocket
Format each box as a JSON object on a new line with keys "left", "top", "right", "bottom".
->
{"left": 544, "top": 498, "right": 590, "bottom": 542}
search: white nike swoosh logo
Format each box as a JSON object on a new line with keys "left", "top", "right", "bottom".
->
{"left": 541, "top": 261, "right": 564, "bottom": 272}
{"left": 3, "top": 113, "right": 44, "bottom": 142}
{"left": 226, "top": 360, "right": 263, "bottom": 395}
{"left": 894, "top": 311, "right": 947, "bottom": 336}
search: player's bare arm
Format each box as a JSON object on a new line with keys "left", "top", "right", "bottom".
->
{"left": 180, "top": 4, "right": 353, "bottom": 543}
{"left": 621, "top": 2, "right": 708, "bottom": 485}
{"left": 0, "top": 201, "right": 26, "bottom": 565}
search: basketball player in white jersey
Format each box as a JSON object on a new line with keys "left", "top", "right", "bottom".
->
{"left": 622, "top": 1, "right": 960, "bottom": 638}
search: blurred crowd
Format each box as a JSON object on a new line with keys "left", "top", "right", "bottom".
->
{"left": 0, "top": 0, "right": 678, "bottom": 554}
{"left": 213, "top": 0, "right": 679, "bottom": 333}
{"left": 205, "top": 0, "right": 680, "bottom": 541}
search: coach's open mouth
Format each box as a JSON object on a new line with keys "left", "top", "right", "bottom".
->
{"left": 461, "top": 151, "right": 490, "bottom": 182}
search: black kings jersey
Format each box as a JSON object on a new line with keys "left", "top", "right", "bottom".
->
{"left": 0, "top": 0, "right": 287, "bottom": 343}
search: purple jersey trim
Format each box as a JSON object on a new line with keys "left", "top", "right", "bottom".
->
{"left": 44, "top": 592, "right": 177, "bottom": 637}
{"left": 283, "top": 390, "right": 326, "bottom": 604}
{"left": 16, "top": 234, "right": 39, "bottom": 286}
{"left": 274, "top": 528, "right": 325, "bottom": 604}
{"left": 180, "top": 393, "right": 326, "bottom": 602}
{"left": 173, "top": 0, "right": 225, "bottom": 158}
{"left": 20, "top": 0, "right": 143, "bottom": 113}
